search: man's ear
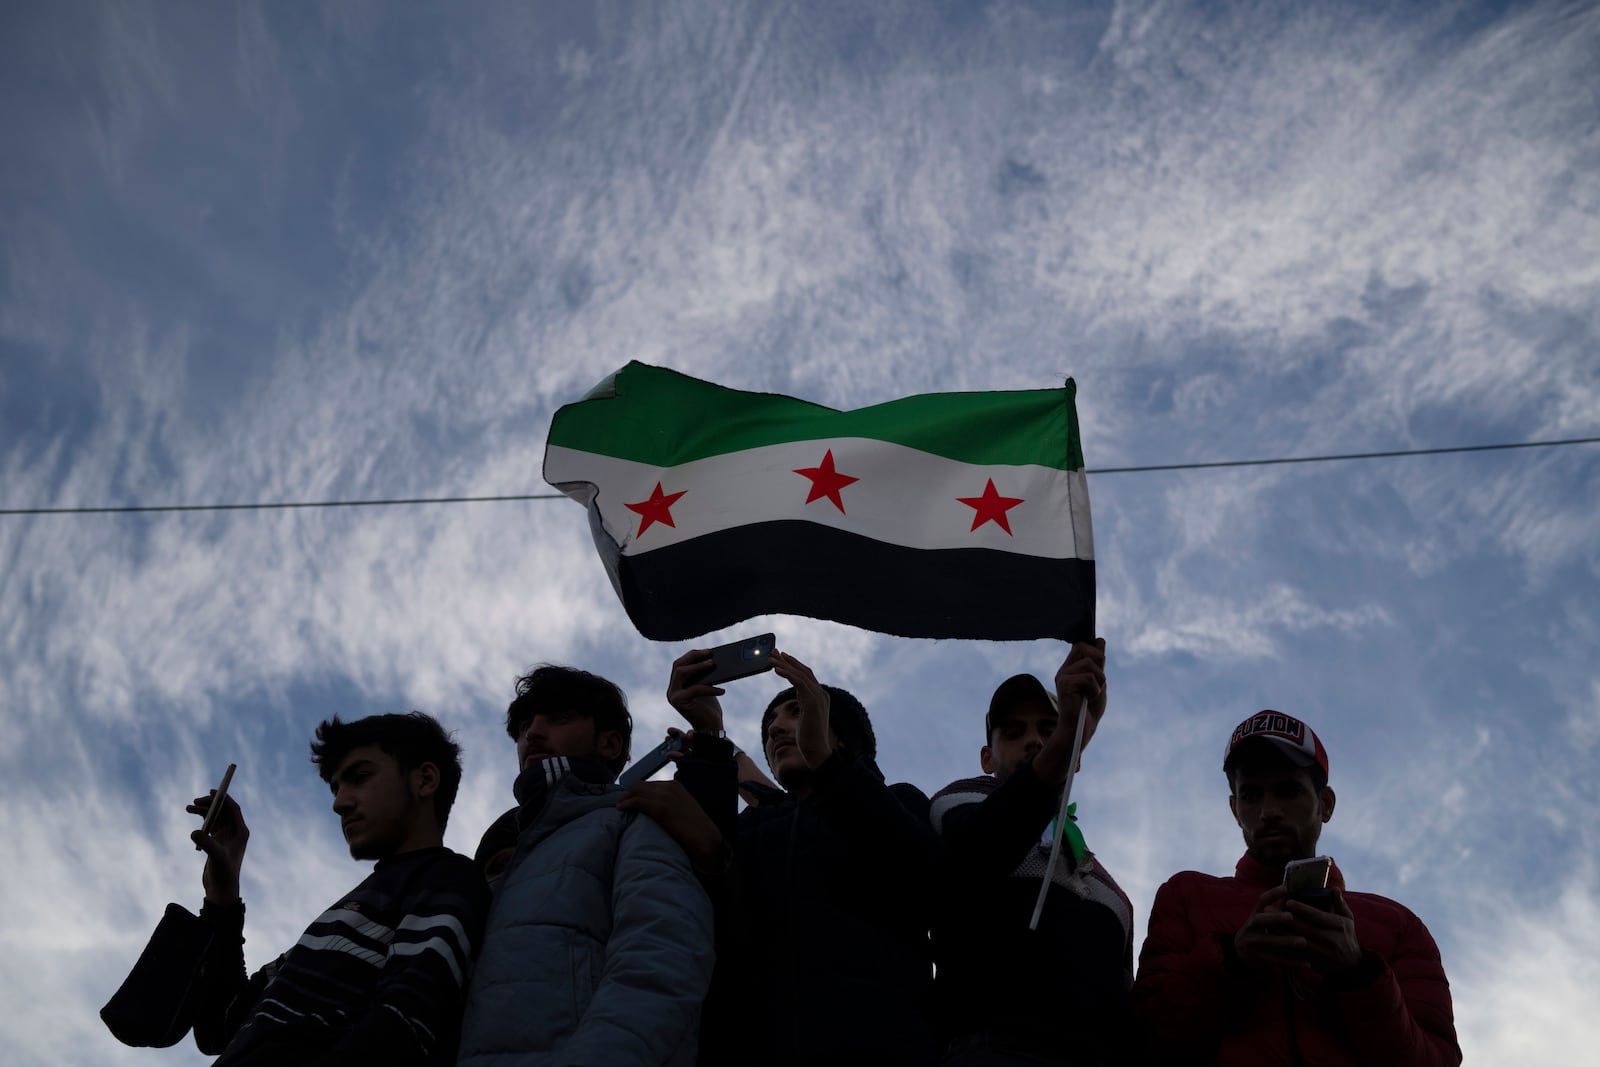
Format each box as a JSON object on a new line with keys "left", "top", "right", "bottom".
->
{"left": 596, "top": 729, "right": 625, "bottom": 765}
{"left": 1228, "top": 793, "right": 1240, "bottom": 826}
{"left": 1319, "top": 785, "right": 1336, "bottom": 824}
{"left": 411, "top": 761, "right": 441, "bottom": 802}
{"left": 980, "top": 745, "right": 995, "bottom": 775}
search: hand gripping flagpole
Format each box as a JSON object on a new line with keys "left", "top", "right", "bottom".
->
{"left": 1028, "top": 694, "right": 1089, "bottom": 931}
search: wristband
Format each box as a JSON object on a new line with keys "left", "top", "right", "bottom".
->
{"left": 702, "top": 729, "right": 742, "bottom": 756}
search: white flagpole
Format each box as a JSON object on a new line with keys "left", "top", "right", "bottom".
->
{"left": 1028, "top": 694, "right": 1089, "bottom": 931}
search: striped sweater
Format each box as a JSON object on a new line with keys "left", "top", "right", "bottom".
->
{"left": 195, "top": 846, "right": 489, "bottom": 1066}
{"left": 929, "top": 768, "right": 1134, "bottom": 1061}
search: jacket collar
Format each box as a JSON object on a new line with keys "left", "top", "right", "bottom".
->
{"left": 512, "top": 755, "right": 612, "bottom": 807}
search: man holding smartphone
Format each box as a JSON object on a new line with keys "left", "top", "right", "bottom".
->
{"left": 653, "top": 646, "right": 942, "bottom": 1067}
{"left": 186, "top": 711, "right": 489, "bottom": 1066}
{"left": 1132, "top": 711, "right": 1462, "bottom": 1066}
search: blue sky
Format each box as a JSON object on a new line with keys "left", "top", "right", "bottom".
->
{"left": 2, "top": 1, "right": 1597, "bottom": 1063}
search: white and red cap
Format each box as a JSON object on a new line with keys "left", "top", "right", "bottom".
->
{"left": 1223, "top": 710, "right": 1329, "bottom": 780}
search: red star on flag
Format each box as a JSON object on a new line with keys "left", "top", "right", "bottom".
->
{"left": 792, "top": 448, "right": 860, "bottom": 514}
{"left": 958, "top": 478, "right": 1025, "bottom": 535}
{"left": 625, "top": 482, "right": 687, "bottom": 536}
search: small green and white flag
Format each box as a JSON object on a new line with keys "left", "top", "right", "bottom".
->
{"left": 543, "top": 362, "right": 1094, "bottom": 642}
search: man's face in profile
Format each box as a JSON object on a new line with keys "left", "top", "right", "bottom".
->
{"left": 330, "top": 744, "right": 418, "bottom": 860}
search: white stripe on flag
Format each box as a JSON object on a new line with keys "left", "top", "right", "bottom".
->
{"left": 546, "top": 438, "right": 1093, "bottom": 559}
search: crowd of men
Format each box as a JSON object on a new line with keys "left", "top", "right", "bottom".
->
{"left": 173, "top": 640, "right": 1462, "bottom": 1066}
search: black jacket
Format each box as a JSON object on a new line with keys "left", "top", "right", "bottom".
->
{"left": 679, "top": 744, "right": 941, "bottom": 1066}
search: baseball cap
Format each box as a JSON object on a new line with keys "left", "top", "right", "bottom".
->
{"left": 1223, "top": 710, "right": 1329, "bottom": 781}
{"left": 985, "top": 673, "right": 1060, "bottom": 736}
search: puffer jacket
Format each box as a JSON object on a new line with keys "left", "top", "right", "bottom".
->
{"left": 456, "top": 775, "right": 714, "bottom": 1067}
{"left": 1133, "top": 852, "right": 1461, "bottom": 1066}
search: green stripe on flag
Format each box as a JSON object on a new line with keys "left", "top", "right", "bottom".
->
{"left": 548, "top": 362, "right": 1085, "bottom": 471}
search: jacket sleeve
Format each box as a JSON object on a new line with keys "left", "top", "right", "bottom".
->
{"left": 1131, "top": 876, "right": 1257, "bottom": 1062}
{"left": 806, "top": 751, "right": 941, "bottom": 878}
{"left": 673, "top": 734, "right": 740, "bottom": 845}
{"left": 1334, "top": 911, "right": 1462, "bottom": 1066}
{"left": 933, "top": 763, "right": 1061, "bottom": 878}
{"left": 190, "top": 899, "right": 253, "bottom": 1056}
{"left": 293, "top": 867, "right": 490, "bottom": 1067}
{"left": 561, "top": 814, "right": 717, "bottom": 1067}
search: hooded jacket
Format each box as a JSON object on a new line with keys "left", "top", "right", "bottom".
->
{"left": 1133, "top": 852, "right": 1461, "bottom": 1066}
{"left": 456, "top": 762, "right": 715, "bottom": 1067}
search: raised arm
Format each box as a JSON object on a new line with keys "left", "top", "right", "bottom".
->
{"left": 186, "top": 790, "right": 254, "bottom": 1055}
{"left": 1034, "top": 638, "right": 1108, "bottom": 782}
{"left": 937, "top": 638, "right": 1110, "bottom": 875}
{"left": 765, "top": 651, "right": 939, "bottom": 872}
{"left": 667, "top": 649, "right": 777, "bottom": 804}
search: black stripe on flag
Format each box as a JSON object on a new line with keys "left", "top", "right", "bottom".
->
{"left": 599, "top": 519, "right": 1094, "bottom": 642}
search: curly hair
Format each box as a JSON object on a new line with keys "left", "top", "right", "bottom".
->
{"left": 504, "top": 665, "right": 633, "bottom": 777}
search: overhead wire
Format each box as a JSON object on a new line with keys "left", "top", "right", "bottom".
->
{"left": 1, "top": 436, "right": 1596, "bottom": 516}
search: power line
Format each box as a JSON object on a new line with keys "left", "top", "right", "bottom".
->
{"left": 2, "top": 436, "right": 1596, "bottom": 516}
{"left": 1088, "top": 436, "right": 1600, "bottom": 474}
{"left": 0, "top": 493, "right": 565, "bottom": 516}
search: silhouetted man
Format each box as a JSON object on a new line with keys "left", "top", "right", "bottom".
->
{"left": 1133, "top": 711, "right": 1461, "bottom": 1066}
{"left": 456, "top": 665, "right": 714, "bottom": 1067}
{"left": 188, "top": 711, "right": 488, "bottom": 1066}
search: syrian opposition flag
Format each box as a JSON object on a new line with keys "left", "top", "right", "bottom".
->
{"left": 543, "top": 362, "right": 1094, "bottom": 642}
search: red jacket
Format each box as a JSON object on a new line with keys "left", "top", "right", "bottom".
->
{"left": 1132, "top": 853, "right": 1461, "bottom": 1066}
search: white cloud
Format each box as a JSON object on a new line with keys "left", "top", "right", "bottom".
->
{"left": 2, "top": 2, "right": 1596, "bottom": 1064}
{"left": 1453, "top": 865, "right": 1600, "bottom": 1061}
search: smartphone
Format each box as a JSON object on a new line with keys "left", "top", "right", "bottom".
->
{"left": 1283, "top": 854, "right": 1335, "bottom": 910}
{"left": 701, "top": 632, "right": 776, "bottom": 686}
{"left": 617, "top": 735, "right": 685, "bottom": 788}
{"left": 196, "top": 763, "right": 237, "bottom": 847}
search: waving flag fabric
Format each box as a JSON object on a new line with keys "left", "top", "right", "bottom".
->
{"left": 543, "top": 362, "right": 1094, "bottom": 642}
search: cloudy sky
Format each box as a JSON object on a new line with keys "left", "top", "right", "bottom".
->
{"left": 3, "top": 1, "right": 1597, "bottom": 1062}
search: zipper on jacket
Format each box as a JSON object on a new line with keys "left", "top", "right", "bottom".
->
{"left": 784, "top": 802, "right": 802, "bottom": 1059}
{"left": 1284, "top": 975, "right": 1304, "bottom": 1067}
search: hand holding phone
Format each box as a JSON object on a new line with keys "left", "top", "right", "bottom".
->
{"left": 197, "top": 764, "right": 236, "bottom": 840}
{"left": 187, "top": 764, "right": 249, "bottom": 904}
{"left": 701, "top": 633, "right": 775, "bottom": 686}
{"left": 1283, "top": 855, "right": 1335, "bottom": 911}
{"left": 668, "top": 634, "right": 775, "bottom": 733}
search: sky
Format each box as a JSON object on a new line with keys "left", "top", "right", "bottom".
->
{"left": 1, "top": 1, "right": 1597, "bottom": 1063}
